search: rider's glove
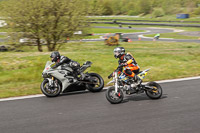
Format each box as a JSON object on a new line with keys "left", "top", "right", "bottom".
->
{"left": 108, "top": 73, "right": 113, "bottom": 79}
{"left": 124, "top": 63, "right": 128, "bottom": 66}
{"left": 120, "top": 63, "right": 127, "bottom": 66}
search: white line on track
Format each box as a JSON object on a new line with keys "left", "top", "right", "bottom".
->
{"left": 155, "top": 76, "right": 200, "bottom": 83}
{"left": 0, "top": 94, "right": 44, "bottom": 102}
{"left": 0, "top": 76, "right": 199, "bottom": 102}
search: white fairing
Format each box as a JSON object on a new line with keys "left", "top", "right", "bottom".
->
{"left": 43, "top": 61, "right": 54, "bottom": 73}
{"left": 42, "top": 61, "right": 74, "bottom": 92}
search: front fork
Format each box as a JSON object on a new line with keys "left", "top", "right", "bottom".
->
{"left": 114, "top": 72, "right": 118, "bottom": 93}
{"left": 47, "top": 77, "right": 54, "bottom": 87}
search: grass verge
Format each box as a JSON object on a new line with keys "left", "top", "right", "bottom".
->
{"left": 0, "top": 41, "right": 200, "bottom": 98}
{"left": 90, "top": 27, "right": 144, "bottom": 34}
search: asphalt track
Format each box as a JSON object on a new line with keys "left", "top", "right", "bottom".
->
{"left": 0, "top": 78, "right": 200, "bottom": 133}
{"left": 90, "top": 26, "right": 200, "bottom": 43}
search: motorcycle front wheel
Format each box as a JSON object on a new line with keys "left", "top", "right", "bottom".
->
{"left": 40, "top": 79, "right": 62, "bottom": 97}
{"left": 105, "top": 86, "right": 124, "bottom": 104}
{"left": 86, "top": 73, "right": 104, "bottom": 92}
{"left": 145, "top": 82, "right": 162, "bottom": 99}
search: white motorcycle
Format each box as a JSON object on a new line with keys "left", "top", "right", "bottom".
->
{"left": 106, "top": 69, "right": 163, "bottom": 104}
{"left": 41, "top": 61, "right": 104, "bottom": 97}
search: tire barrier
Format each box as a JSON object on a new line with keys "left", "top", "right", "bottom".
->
{"left": 90, "top": 21, "right": 200, "bottom": 27}
{"left": 105, "top": 36, "right": 119, "bottom": 46}
{"left": 90, "top": 19, "right": 200, "bottom": 23}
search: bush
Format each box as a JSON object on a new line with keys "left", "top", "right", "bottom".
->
{"left": 193, "top": 7, "right": 200, "bottom": 15}
{"left": 0, "top": 66, "right": 3, "bottom": 71}
{"left": 128, "top": 10, "right": 139, "bottom": 16}
{"left": 152, "top": 8, "right": 165, "bottom": 18}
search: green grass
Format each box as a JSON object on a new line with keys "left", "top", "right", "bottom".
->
{"left": 73, "top": 27, "right": 144, "bottom": 39}
{"left": 0, "top": 27, "right": 13, "bottom": 32}
{"left": 0, "top": 41, "right": 200, "bottom": 98}
{"left": 0, "top": 34, "right": 7, "bottom": 38}
{"left": 75, "top": 26, "right": 144, "bottom": 39}
{"left": 90, "top": 27, "right": 144, "bottom": 33}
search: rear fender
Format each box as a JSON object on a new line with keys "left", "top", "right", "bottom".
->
{"left": 137, "top": 68, "right": 150, "bottom": 80}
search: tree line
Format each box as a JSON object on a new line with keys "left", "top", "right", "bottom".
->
{"left": 0, "top": 0, "right": 199, "bottom": 52}
{"left": 90, "top": 0, "right": 200, "bottom": 17}
{"left": 0, "top": 0, "right": 93, "bottom": 52}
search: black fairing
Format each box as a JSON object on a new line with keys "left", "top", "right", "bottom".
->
{"left": 63, "top": 84, "right": 86, "bottom": 93}
{"left": 79, "top": 61, "right": 92, "bottom": 73}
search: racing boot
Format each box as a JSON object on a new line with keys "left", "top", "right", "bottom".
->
{"left": 133, "top": 75, "right": 142, "bottom": 85}
{"left": 131, "top": 75, "right": 142, "bottom": 91}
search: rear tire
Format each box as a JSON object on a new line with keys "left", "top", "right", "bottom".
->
{"left": 41, "top": 79, "right": 62, "bottom": 97}
{"left": 86, "top": 73, "right": 104, "bottom": 92}
{"left": 145, "top": 82, "right": 162, "bottom": 99}
{"left": 105, "top": 86, "right": 124, "bottom": 104}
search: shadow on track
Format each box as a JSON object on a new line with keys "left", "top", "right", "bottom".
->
{"left": 121, "top": 93, "right": 168, "bottom": 103}
{"left": 58, "top": 89, "right": 107, "bottom": 97}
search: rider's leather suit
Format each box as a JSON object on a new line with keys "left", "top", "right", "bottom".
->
{"left": 117, "top": 53, "right": 140, "bottom": 78}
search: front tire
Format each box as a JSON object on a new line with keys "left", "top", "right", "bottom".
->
{"left": 40, "top": 79, "right": 62, "bottom": 97}
{"left": 86, "top": 73, "right": 104, "bottom": 92}
{"left": 105, "top": 86, "right": 124, "bottom": 104}
{"left": 145, "top": 82, "right": 162, "bottom": 99}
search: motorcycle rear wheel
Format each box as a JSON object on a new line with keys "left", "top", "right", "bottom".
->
{"left": 145, "top": 82, "right": 162, "bottom": 99}
{"left": 86, "top": 73, "right": 104, "bottom": 92}
{"left": 41, "top": 79, "right": 62, "bottom": 97}
{"left": 106, "top": 86, "right": 124, "bottom": 104}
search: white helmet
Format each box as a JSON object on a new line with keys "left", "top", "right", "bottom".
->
{"left": 113, "top": 47, "right": 125, "bottom": 58}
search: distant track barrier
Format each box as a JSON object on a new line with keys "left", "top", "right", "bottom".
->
{"left": 90, "top": 21, "right": 200, "bottom": 27}
{"left": 90, "top": 19, "right": 200, "bottom": 23}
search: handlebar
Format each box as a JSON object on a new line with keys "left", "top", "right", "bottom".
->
{"left": 108, "top": 72, "right": 113, "bottom": 79}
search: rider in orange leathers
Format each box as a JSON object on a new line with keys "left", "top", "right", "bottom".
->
{"left": 108, "top": 47, "right": 141, "bottom": 86}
